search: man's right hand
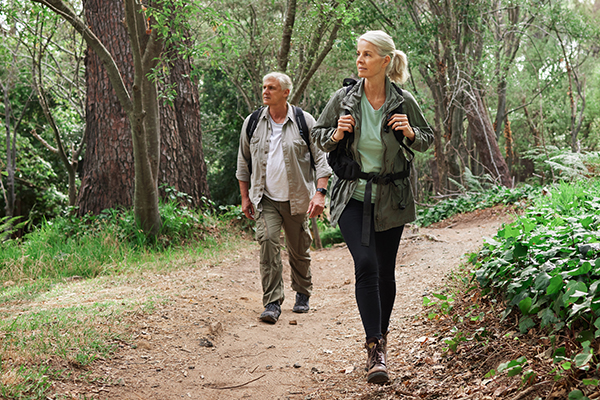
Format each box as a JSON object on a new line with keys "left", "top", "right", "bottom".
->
{"left": 238, "top": 180, "right": 255, "bottom": 220}
{"left": 241, "top": 196, "right": 255, "bottom": 220}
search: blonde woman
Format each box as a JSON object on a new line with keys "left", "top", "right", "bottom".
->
{"left": 312, "top": 30, "right": 434, "bottom": 384}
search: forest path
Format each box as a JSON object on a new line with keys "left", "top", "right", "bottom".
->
{"left": 56, "top": 207, "right": 512, "bottom": 400}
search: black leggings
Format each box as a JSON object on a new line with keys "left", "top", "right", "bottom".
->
{"left": 338, "top": 198, "right": 404, "bottom": 341}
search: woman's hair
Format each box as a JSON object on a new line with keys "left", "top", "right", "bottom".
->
{"left": 358, "top": 30, "right": 409, "bottom": 84}
{"left": 263, "top": 72, "right": 293, "bottom": 94}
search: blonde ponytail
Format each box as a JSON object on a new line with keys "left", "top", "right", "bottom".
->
{"left": 387, "top": 50, "right": 409, "bottom": 84}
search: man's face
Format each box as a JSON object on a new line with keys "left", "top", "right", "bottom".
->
{"left": 262, "top": 77, "right": 289, "bottom": 107}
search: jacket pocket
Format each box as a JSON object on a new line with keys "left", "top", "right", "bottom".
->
{"left": 293, "top": 139, "right": 310, "bottom": 164}
{"left": 390, "top": 179, "right": 409, "bottom": 211}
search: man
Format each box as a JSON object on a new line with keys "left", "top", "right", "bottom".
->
{"left": 236, "top": 72, "right": 331, "bottom": 324}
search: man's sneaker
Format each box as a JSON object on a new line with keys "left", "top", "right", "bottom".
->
{"left": 292, "top": 292, "right": 310, "bottom": 313}
{"left": 260, "top": 302, "right": 281, "bottom": 324}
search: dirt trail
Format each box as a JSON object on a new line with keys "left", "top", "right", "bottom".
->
{"left": 55, "top": 207, "right": 512, "bottom": 399}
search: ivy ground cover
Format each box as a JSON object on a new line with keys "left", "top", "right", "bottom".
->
{"left": 475, "top": 180, "right": 600, "bottom": 334}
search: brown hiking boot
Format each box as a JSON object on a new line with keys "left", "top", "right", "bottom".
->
{"left": 365, "top": 339, "right": 389, "bottom": 384}
{"left": 381, "top": 331, "right": 388, "bottom": 359}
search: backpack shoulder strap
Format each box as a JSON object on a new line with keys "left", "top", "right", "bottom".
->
{"left": 246, "top": 106, "right": 265, "bottom": 140}
{"left": 293, "top": 106, "right": 315, "bottom": 170}
{"left": 343, "top": 78, "right": 358, "bottom": 94}
{"left": 387, "top": 85, "right": 414, "bottom": 161}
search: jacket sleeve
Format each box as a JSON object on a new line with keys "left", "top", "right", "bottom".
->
{"left": 305, "top": 112, "right": 332, "bottom": 180}
{"left": 312, "top": 89, "right": 346, "bottom": 153}
{"left": 403, "top": 91, "right": 434, "bottom": 153}
{"left": 235, "top": 115, "right": 252, "bottom": 182}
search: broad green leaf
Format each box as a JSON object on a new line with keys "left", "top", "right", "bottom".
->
{"left": 567, "top": 262, "right": 592, "bottom": 276}
{"left": 547, "top": 275, "right": 564, "bottom": 295}
{"left": 513, "top": 242, "right": 528, "bottom": 258}
{"left": 484, "top": 369, "right": 496, "bottom": 378}
{"left": 582, "top": 378, "right": 599, "bottom": 386}
{"left": 519, "top": 316, "right": 535, "bottom": 333}
{"left": 568, "top": 389, "right": 588, "bottom": 400}
{"left": 539, "top": 308, "right": 558, "bottom": 327}
{"left": 519, "top": 297, "right": 533, "bottom": 315}
{"left": 574, "top": 348, "right": 593, "bottom": 368}
{"left": 581, "top": 216, "right": 594, "bottom": 229}
{"left": 534, "top": 272, "right": 551, "bottom": 291}
{"left": 503, "top": 225, "right": 522, "bottom": 238}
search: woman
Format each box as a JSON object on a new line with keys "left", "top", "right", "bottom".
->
{"left": 312, "top": 30, "right": 433, "bottom": 384}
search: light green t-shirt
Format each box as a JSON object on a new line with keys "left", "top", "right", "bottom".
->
{"left": 352, "top": 95, "right": 384, "bottom": 203}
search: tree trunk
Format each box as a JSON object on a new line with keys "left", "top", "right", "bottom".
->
{"left": 78, "top": 0, "right": 134, "bottom": 214}
{"left": 78, "top": 0, "right": 209, "bottom": 216}
{"left": 2, "top": 83, "right": 16, "bottom": 218}
{"left": 158, "top": 51, "right": 210, "bottom": 202}
{"left": 464, "top": 89, "right": 512, "bottom": 187}
{"left": 277, "top": 0, "right": 297, "bottom": 72}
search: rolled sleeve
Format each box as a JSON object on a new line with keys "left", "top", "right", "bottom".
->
{"left": 305, "top": 112, "right": 332, "bottom": 180}
{"left": 312, "top": 89, "right": 346, "bottom": 153}
{"left": 404, "top": 92, "right": 434, "bottom": 153}
{"left": 236, "top": 115, "right": 252, "bottom": 182}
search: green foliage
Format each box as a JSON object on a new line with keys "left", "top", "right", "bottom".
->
{"left": 475, "top": 179, "right": 600, "bottom": 334}
{"left": 0, "top": 196, "right": 244, "bottom": 283}
{"left": 523, "top": 147, "right": 600, "bottom": 183}
{"left": 198, "top": 67, "right": 247, "bottom": 206}
{"left": 416, "top": 184, "right": 537, "bottom": 227}
{"left": 315, "top": 217, "right": 344, "bottom": 248}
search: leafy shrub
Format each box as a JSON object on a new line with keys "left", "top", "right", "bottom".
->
{"left": 474, "top": 180, "right": 600, "bottom": 334}
{"left": 416, "top": 184, "right": 537, "bottom": 227}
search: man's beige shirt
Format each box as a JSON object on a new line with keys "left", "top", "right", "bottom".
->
{"left": 236, "top": 104, "right": 332, "bottom": 215}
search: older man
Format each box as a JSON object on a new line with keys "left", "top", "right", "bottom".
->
{"left": 236, "top": 72, "right": 331, "bottom": 324}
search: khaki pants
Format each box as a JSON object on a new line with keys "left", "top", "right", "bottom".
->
{"left": 256, "top": 196, "right": 313, "bottom": 307}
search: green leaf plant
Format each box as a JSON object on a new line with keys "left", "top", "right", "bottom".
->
{"left": 475, "top": 180, "right": 600, "bottom": 335}
{"left": 475, "top": 179, "right": 600, "bottom": 396}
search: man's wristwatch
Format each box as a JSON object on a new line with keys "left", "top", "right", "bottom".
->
{"left": 316, "top": 188, "right": 327, "bottom": 196}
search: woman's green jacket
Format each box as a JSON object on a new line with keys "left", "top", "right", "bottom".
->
{"left": 312, "top": 77, "right": 434, "bottom": 231}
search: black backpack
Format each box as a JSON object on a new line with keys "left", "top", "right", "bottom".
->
{"left": 245, "top": 106, "right": 314, "bottom": 174}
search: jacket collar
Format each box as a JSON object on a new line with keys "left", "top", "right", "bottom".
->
{"left": 342, "top": 77, "right": 404, "bottom": 115}
{"left": 261, "top": 102, "right": 294, "bottom": 124}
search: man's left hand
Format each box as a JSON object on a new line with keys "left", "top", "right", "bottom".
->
{"left": 307, "top": 192, "right": 326, "bottom": 218}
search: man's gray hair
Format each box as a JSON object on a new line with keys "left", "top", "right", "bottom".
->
{"left": 263, "top": 72, "right": 293, "bottom": 94}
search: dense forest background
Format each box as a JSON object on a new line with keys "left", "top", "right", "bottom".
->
{"left": 1, "top": 0, "right": 599, "bottom": 231}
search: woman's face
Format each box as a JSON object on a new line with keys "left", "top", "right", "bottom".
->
{"left": 356, "top": 40, "right": 390, "bottom": 80}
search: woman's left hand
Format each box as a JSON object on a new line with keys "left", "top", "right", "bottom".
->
{"left": 388, "top": 114, "right": 415, "bottom": 141}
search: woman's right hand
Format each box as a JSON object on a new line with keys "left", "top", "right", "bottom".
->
{"left": 333, "top": 114, "right": 355, "bottom": 142}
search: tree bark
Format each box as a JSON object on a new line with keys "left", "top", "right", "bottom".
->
{"left": 78, "top": 0, "right": 209, "bottom": 215}
{"left": 158, "top": 51, "right": 210, "bottom": 202}
{"left": 277, "top": 0, "right": 297, "bottom": 73}
{"left": 464, "top": 89, "right": 512, "bottom": 187}
{"left": 78, "top": 0, "right": 135, "bottom": 214}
